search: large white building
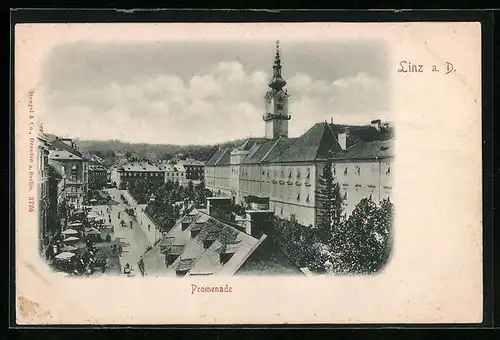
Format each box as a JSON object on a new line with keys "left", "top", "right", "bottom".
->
{"left": 204, "top": 42, "right": 394, "bottom": 227}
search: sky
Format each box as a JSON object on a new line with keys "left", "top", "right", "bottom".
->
{"left": 40, "top": 39, "right": 390, "bottom": 145}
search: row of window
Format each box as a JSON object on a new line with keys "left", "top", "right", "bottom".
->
{"left": 209, "top": 163, "right": 392, "bottom": 179}
{"left": 166, "top": 172, "right": 185, "bottom": 177}
{"left": 90, "top": 171, "right": 107, "bottom": 176}
{"left": 121, "top": 172, "right": 163, "bottom": 177}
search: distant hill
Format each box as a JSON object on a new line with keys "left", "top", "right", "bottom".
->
{"left": 72, "top": 138, "right": 246, "bottom": 163}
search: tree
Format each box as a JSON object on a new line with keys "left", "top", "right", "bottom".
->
{"left": 194, "top": 181, "right": 207, "bottom": 207}
{"left": 187, "top": 180, "right": 195, "bottom": 201}
{"left": 329, "top": 197, "right": 393, "bottom": 275}
{"left": 315, "top": 161, "right": 344, "bottom": 242}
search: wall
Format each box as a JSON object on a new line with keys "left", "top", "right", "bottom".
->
{"left": 315, "top": 158, "right": 393, "bottom": 218}
{"left": 264, "top": 163, "right": 317, "bottom": 227}
{"left": 121, "top": 189, "right": 138, "bottom": 206}
{"left": 137, "top": 205, "right": 159, "bottom": 246}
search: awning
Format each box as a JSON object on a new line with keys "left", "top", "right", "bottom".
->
{"left": 55, "top": 252, "right": 75, "bottom": 260}
{"left": 63, "top": 236, "right": 80, "bottom": 242}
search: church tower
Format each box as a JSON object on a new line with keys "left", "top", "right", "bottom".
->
{"left": 263, "top": 41, "right": 291, "bottom": 139}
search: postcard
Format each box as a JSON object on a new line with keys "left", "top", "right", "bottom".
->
{"left": 14, "top": 21, "right": 483, "bottom": 325}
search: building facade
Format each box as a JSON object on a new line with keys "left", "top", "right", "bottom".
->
{"left": 164, "top": 163, "right": 187, "bottom": 185}
{"left": 114, "top": 162, "right": 166, "bottom": 189}
{"left": 48, "top": 150, "right": 88, "bottom": 209}
{"left": 37, "top": 128, "right": 51, "bottom": 252}
{"left": 180, "top": 159, "right": 205, "bottom": 181}
{"left": 205, "top": 42, "right": 394, "bottom": 227}
{"left": 88, "top": 164, "right": 108, "bottom": 190}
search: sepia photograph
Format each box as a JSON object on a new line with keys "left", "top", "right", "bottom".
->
{"left": 37, "top": 38, "right": 394, "bottom": 279}
{"left": 15, "top": 21, "right": 482, "bottom": 325}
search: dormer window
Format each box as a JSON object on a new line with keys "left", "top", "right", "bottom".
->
{"left": 220, "top": 252, "right": 234, "bottom": 265}
{"left": 175, "top": 269, "right": 188, "bottom": 277}
{"left": 191, "top": 228, "right": 201, "bottom": 238}
{"left": 203, "top": 239, "right": 214, "bottom": 249}
{"left": 165, "top": 254, "right": 179, "bottom": 267}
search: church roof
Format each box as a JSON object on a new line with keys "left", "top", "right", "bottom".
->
{"left": 236, "top": 138, "right": 268, "bottom": 151}
{"left": 242, "top": 140, "right": 276, "bottom": 164}
{"left": 331, "top": 139, "right": 394, "bottom": 160}
{"left": 216, "top": 148, "right": 231, "bottom": 166}
{"left": 328, "top": 123, "right": 394, "bottom": 142}
{"left": 205, "top": 147, "right": 231, "bottom": 166}
{"left": 261, "top": 137, "right": 298, "bottom": 162}
{"left": 269, "top": 122, "right": 341, "bottom": 163}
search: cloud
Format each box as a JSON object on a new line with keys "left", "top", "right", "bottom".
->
{"left": 42, "top": 60, "right": 389, "bottom": 145}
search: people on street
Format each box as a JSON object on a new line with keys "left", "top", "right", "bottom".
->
{"left": 124, "top": 263, "right": 131, "bottom": 275}
{"left": 138, "top": 257, "right": 145, "bottom": 277}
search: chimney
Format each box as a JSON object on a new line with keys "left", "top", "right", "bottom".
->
{"left": 370, "top": 119, "right": 381, "bottom": 131}
{"left": 337, "top": 132, "right": 347, "bottom": 150}
{"left": 244, "top": 210, "right": 273, "bottom": 238}
{"left": 190, "top": 226, "right": 201, "bottom": 238}
{"left": 206, "top": 197, "right": 232, "bottom": 221}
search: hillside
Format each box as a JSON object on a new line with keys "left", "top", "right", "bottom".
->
{"left": 73, "top": 138, "right": 246, "bottom": 163}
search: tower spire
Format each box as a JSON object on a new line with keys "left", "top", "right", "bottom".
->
{"left": 268, "top": 40, "right": 286, "bottom": 91}
{"left": 264, "top": 41, "right": 291, "bottom": 139}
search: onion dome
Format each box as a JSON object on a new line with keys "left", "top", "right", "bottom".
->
{"left": 268, "top": 40, "right": 287, "bottom": 91}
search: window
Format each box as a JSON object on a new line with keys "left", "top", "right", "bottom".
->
{"left": 332, "top": 166, "right": 336, "bottom": 176}
{"left": 296, "top": 193, "right": 300, "bottom": 201}
{"left": 306, "top": 194, "right": 310, "bottom": 203}
{"left": 386, "top": 166, "right": 391, "bottom": 175}
{"left": 276, "top": 103, "right": 283, "bottom": 110}
{"left": 343, "top": 192, "right": 348, "bottom": 200}
{"left": 355, "top": 166, "right": 361, "bottom": 175}
{"left": 344, "top": 167, "right": 348, "bottom": 175}
{"left": 288, "top": 171, "right": 292, "bottom": 178}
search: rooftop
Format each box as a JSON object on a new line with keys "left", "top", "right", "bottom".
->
{"left": 205, "top": 121, "right": 394, "bottom": 165}
{"left": 118, "top": 162, "right": 166, "bottom": 172}
{"left": 141, "top": 209, "right": 266, "bottom": 277}
{"left": 48, "top": 150, "right": 83, "bottom": 161}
